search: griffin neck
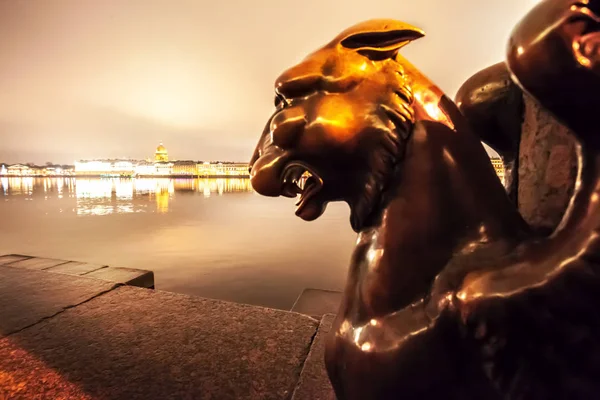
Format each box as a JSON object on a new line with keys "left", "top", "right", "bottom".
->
{"left": 340, "top": 110, "right": 529, "bottom": 323}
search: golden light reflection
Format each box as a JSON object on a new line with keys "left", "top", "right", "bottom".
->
{"left": 312, "top": 96, "right": 356, "bottom": 136}
{"left": 0, "top": 338, "right": 92, "bottom": 399}
{"left": 196, "top": 178, "right": 250, "bottom": 198}
{"left": 573, "top": 41, "right": 592, "bottom": 68}
{"left": 442, "top": 148, "right": 456, "bottom": 166}
{"left": 1, "top": 177, "right": 253, "bottom": 216}
{"left": 2, "top": 177, "right": 34, "bottom": 197}
{"left": 154, "top": 179, "right": 173, "bottom": 214}
{"left": 413, "top": 89, "right": 454, "bottom": 129}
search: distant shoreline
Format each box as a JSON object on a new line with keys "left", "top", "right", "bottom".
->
{"left": 0, "top": 174, "right": 251, "bottom": 179}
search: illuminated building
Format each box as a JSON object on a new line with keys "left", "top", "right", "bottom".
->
{"left": 197, "top": 162, "right": 249, "bottom": 177}
{"left": 74, "top": 160, "right": 111, "bottom": 176}
{"left": 155, "top": 143, "right": 169, "bottom": 162}
{"left": 196, "top": 162, "right": 212, "bottom": 177}
{"left": 490, "top": 157, "right": 505, "bottom": 185}
{"left": 134, "top": 161, "right": 157, "bottom": 176}
{"left": 155, "top": 162, "right": 173, "bottom": 176}
{"left": 44, "top": 166, "right": 71, "bottom": 176}
{"left": 172, "top": 160, "right": 197, "bottom": 176}
{"left": 11, "top": 142, "right": 250, "bottom": 178}
{"left": 7, "top": 164, "right": 31, "bottom": 176}
{"left": 0, "top": 164, "right": 74, "bottom": 177}
{"left": 59, "top": 166, "right": 75, "bottom": 176}
{"left": 74, "top": 159, "right": 136, "bottom": 177}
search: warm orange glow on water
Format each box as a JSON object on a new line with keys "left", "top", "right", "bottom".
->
{"left": 0, "top": 177, "right": 356, "bottom": 310}
{"left": 15, "top": 178, "right": 256, "bottom": 216}
{"left": 1, "top": 177, "right": 254, "bottom": 216}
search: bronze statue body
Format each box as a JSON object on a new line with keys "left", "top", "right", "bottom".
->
{"left": 249, "top": 0, "right": 600, "bottom": 398}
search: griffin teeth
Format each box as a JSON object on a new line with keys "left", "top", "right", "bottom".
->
{"left": 293, "top": 170, "right": 313, "bottom": 192}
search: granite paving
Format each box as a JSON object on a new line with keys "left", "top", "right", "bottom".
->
{"left": 0, "top": 254, "right": 31, "bottom": 266}
{"left": 0, "top": 265, "right": 117, "bottom": 336}
{"left": 4, "top": 257, "right": 71, "bottom": 270}
{"left": 292, "top": 314, "right": 336, "bottom": 400}
{"left": 0, "top": 285, "right": 320, "bottom": 400}
{"left": 46, "top": 261, "right": 108, "bottom": 276}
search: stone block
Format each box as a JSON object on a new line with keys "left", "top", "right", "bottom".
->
{"left": 0, "top": 286, "right": 319, "bottom": 400}
{"left": 292, "top": 314, "right": 336, "bottom": 400}
{"left": 0, "top": 254, "right": 31, "bottom": 265}
{"left": 5, "top": 256, "right": 71, "bottom": 270}
{"left": 291, "top": 289, "right": 342, "bottom": 318}
{"left": 46, "top": 261, "right": 107, "bottom": 276}
{"left": 518, "top": 94, "right": 578, "bottom": 234}
{"left": 83, "top": 266, "right": 154, "bottom": 288}
{"left": 0, "top": 266, "right": 117, "bottom": 336}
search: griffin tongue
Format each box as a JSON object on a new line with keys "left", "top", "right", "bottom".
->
{"left": 295, "top": 198, "right": 322, "bottom": 221}
{"left": 294, "top": 176, "right": 323, "bottom": 220}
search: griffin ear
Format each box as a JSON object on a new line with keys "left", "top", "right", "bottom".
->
{"left": 338, "top": 19, "right": 425, "bottom": 60}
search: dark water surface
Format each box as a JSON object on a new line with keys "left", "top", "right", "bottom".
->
{"left": 0, "top": 177, "right": 356, "bottom": 310}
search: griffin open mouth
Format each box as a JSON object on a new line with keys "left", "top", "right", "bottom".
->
{"left": 281, "top": 163, "right": 324, "bottom": 220}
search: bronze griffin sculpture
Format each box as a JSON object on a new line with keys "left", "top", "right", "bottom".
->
{"left": 249, "top": 0, "right": 600, "bottom": 398}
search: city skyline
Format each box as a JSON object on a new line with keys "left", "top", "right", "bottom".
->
{"left": 0, "top": 141, "right": 250, "bottom": 166}
{"left": 0, "top": 0, "right": 538, "bottom": 164}
{"left": 1, "top": 142, "right": 251, "bottom": 178}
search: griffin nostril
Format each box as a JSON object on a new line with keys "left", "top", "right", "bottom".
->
{"left": 271, "top": 110, "right": 307, "bottom": 149}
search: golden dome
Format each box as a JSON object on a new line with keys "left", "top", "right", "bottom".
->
{"left": 155, "top": 142, "right": 169, "bottom": 162}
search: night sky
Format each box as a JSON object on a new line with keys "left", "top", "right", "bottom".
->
{"left": 0, "top": 0, "right": 538, "bottom": 164}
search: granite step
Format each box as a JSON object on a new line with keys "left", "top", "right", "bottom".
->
{"left": 0, "top": 265, "right": 117, "bottom": 336}
{"left": 83, "top": 266, "right": 155, "bottom": 288}
{"left": 0, "top": 254, "right": 154, "bottom": 289}
{"left": 0, "top": 265, "right": 320, "bottom": 399}
{"left": 292, "top": 314, "right": 337, "bottom": 400}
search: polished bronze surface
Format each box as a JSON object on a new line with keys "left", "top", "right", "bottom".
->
{"left": 455, "top": 61, "right": 524, "bottom": 204}
{"left": 249, "top": 2, "right": 600, "bottom": 398}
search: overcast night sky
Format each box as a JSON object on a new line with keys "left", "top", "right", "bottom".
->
{"left": 0, "top": 0, "right": 539, "bottom": 164}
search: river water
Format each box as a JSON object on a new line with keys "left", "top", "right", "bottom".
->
{"left": 0, "top": 177, "right": 356, "bottom": 310}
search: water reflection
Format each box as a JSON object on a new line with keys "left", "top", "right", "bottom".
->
{"left": 0, "top": 175, "right": 354, "bottom": 310}
{"left": 1, "top": 177, "right": 34, "bottom": 196}
{"left": 0, "top": 177, "right": 254, "bottom": 215}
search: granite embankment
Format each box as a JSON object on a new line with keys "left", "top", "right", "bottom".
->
{"left": 0, "top": 254, "right": 338, "bottom": 399}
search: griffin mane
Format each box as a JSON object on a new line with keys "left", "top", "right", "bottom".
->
{"left": 351, "top": 65, "right": 415, "bottom": 231}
